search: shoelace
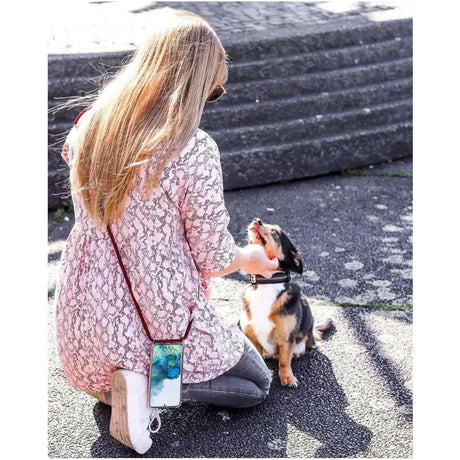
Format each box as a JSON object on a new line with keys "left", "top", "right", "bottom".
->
{"left": 148, "top": 408, "right": 161, "bottom": 434}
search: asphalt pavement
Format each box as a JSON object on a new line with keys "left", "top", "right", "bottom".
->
{"left": 48, "top": 157, "right": 412, "bottom": 457}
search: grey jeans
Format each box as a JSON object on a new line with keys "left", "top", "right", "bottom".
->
{"left": 181, "top": 336, "right": 271, "bottom": 408}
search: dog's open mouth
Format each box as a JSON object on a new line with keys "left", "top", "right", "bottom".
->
{"left": 249, "top": 226, "right": 267, "bottom": 245}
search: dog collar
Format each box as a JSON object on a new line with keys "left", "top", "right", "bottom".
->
{"left": 249, "top": 271, "right": 291, "bottom": 285}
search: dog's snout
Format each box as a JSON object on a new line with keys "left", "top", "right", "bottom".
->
{"left": 253, "top": 218, "right": 263, "bottom": 225}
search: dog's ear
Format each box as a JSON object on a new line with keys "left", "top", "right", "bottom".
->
{"left": 278, "top": 231, "right": 304, "bottom": 274}
{"left": 292, "top": 248, "right": 303, "bottom": 274}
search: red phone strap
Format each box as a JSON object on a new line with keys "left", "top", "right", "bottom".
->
{"left": 107, "top": 224, "right": 194, "bottom": 343}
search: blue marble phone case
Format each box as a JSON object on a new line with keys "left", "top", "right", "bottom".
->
{"left": 149, "top": 343, "right": 183, "bottom": 408}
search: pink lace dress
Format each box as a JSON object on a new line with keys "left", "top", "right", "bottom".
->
{"left": 54, "top": 113, "right": 244, "bottom": 392}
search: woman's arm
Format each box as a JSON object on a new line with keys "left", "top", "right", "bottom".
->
{"left": 179, "top": 132, "right": 279, "bottom": 280}
{"left": 202, "top": 245, "right": 279, "bottom": 278}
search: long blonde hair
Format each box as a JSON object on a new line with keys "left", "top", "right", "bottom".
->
{"left": 68, "top": 8, "right": 227, "bottom": 227}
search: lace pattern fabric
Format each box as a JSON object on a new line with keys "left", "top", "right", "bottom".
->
{"left": 54, "top": 119, "right": 244, "bottom": 392}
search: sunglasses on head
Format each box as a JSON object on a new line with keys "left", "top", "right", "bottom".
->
{"left": 207, "top": 85, "right": 226, "bottom": 103}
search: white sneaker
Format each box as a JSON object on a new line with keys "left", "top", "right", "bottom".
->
{"left": 109, "top": 369, "right": 153, "bottom": 454}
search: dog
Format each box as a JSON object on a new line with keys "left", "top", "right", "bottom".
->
{"left": 240, "top": 218, "right": 333, "bottom": 387}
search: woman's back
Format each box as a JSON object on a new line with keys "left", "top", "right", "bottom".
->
{"left": 55, "top": 112, "right": 243, "bottom": 393}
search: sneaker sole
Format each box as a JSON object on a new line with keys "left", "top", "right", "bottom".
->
{"left": 109, "top": 370, "right": 136, "bottom": 450}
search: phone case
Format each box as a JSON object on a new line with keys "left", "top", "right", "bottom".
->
{"left": 148, "top": 343, "right": 184, "bottom": 408}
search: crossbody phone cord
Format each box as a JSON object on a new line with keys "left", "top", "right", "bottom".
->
{"left": 107, "top": 224, "right": 194, "bottom": 435}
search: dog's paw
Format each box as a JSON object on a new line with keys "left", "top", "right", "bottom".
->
{"left": 280, "top": 373, "right": 299, "bottom": 387}
{"left": 263, "top": 351, "right": 279, "bottom": 359}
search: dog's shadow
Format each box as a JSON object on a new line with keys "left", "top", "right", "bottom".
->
{"left": 90, "top": 329, "right": 372, "bottom": 458}
{"left": 264, "top": 347, "right": 372, "bottom": 457}
{"left": 258, "top": 328, "right": 372, "bottom": 457}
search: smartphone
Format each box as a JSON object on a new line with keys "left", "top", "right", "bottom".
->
{"left": 148, "top": 343, "right": 184, "bottom": 408}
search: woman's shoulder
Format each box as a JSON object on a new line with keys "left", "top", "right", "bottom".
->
{"left": 172, "top": 128, "right": 216, "bottom": 166}
{"left": 195, "top": 128, "right": 217, "bottom": 147}
{"left": 195, "top": 128, "right": 212, "bottom": 139}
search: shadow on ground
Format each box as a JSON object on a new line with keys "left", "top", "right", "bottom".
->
{"left": 89, "top": 345, "right": 372, "bottom": 458}
{"left": 342, "top": 308, "right": 413, "bottom": 415}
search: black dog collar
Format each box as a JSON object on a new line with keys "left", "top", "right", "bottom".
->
{"left": 249, "top": 271, "right": 291, "bottom": 285}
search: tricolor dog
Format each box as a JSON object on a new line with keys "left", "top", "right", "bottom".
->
{"left": 240, "top": 218, "right": 333, "bottom": 387}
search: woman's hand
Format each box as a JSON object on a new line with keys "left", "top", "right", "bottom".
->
{"left": 201, "top": 245, "right": 279, "bottom": 279}
{"left": 239, "top": 244, "right": 279, "bottom": 278}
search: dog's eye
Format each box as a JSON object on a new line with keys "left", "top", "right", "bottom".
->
{"left": 271, "top": 229, "right": 278, "bottom": 236}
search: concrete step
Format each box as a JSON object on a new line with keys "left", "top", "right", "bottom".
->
{"left": 221, "top": 57, "right": 412, "bottom": 105}
{"left": 48, "top": 50, "right": 129, "bottom": 80}
{"left": 49, "top": 120, "right": 412, "bottom": 210}
{"left": 220, "top": 121, "right": 412, "bottom": 190}
{"left": 47, "top": 18, "right": 412, "bottom": 79}
{"left": 48, "top": 75, "right": 412, "bottom": 134}
{"left": 48, "top": 168, "right": 71, "bottom": 211}
{"left": 209, "top": 99, "right": 412, "bottom": 151}
{"left": 224, "top": 18, "right": 412, "bottom": 61}
{"left": 47, "top": 35, "right": 412, "bottom": 100}
{"left": 48, "top": 117, "right": 72, "bottom": 171}
{"left": 48, "top": 100, "right": 90, "bottom": 125}
{"left": 48, "top": 55, "right": 412, "bottom": 104}
{"left": 201, "top": 77, "right": 412, "bottom": 130}
{"left": 48, "top": 80, "right": 412, "bottom": 171}
{"left": 229, "top": 36, "right": 412, "bottom": 83}
{"left": 49, "top": 75, "right": 412, "bottom": 131}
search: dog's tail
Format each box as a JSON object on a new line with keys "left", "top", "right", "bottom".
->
{"left": 313, "top": 319, "right": 334, "bottom": 342}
